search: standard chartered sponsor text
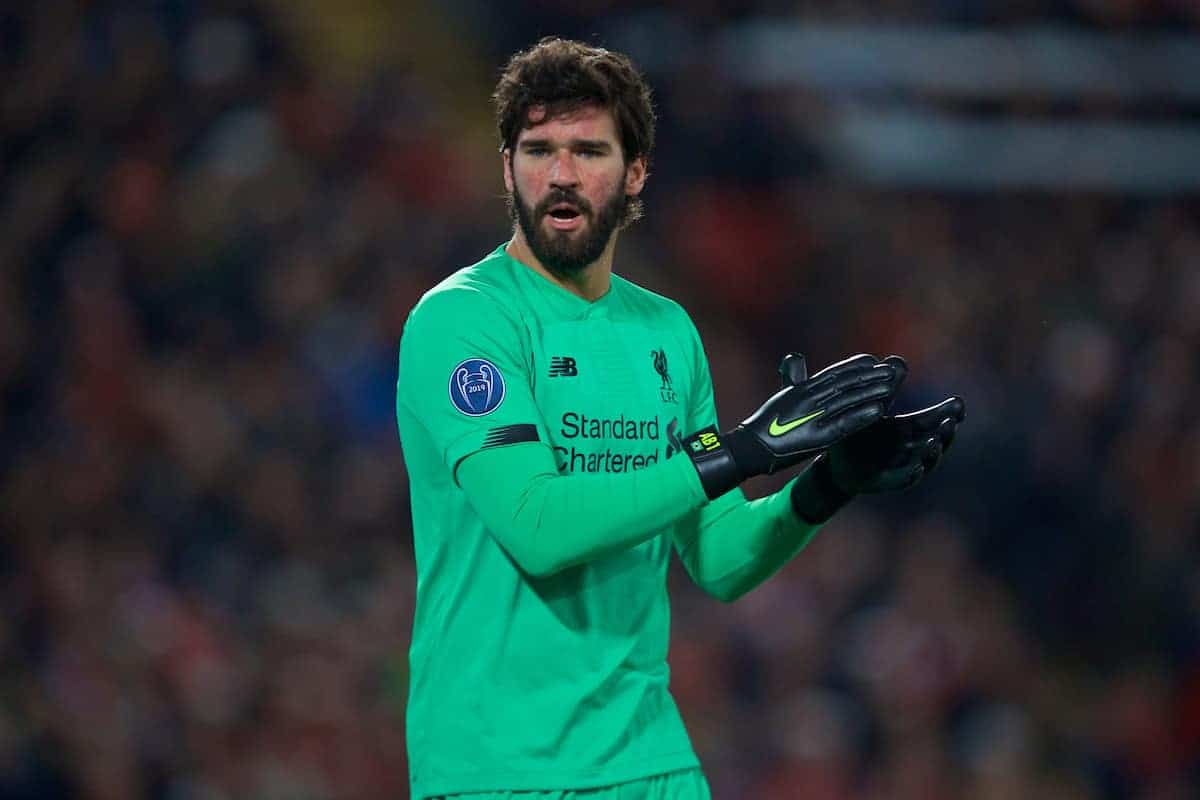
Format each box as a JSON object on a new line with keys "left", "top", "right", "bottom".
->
{"left": 555, "top": 412, "right": 665, "bottom": 473}
{"left": 560, "top": 412, "right": 659, "bottom": 440}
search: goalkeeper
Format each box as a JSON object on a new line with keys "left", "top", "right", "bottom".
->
{"left": 395, "top": 37, "right": 965, "bottom": 800}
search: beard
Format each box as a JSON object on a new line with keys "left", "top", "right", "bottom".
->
{"left": 510, "top": 179, "right": 628, "bottom": 278}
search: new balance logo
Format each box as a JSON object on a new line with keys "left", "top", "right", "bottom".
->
{"left": 549, "top": 356, "right": 578, "bottom": 377}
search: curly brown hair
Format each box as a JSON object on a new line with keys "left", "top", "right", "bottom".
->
{"left": 492, "top": 37, "right": 656, "bottom": 222}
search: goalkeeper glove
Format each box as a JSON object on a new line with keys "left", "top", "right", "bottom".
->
{"left": 684, "top": 353, "right": 905, "bottom": 500}
{"left": 790, "top": 384, "right": 965, "bottom": 522}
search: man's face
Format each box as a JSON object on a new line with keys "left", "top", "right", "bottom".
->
{"left": 504, "top": 104, "right": 646, "bottom": 277}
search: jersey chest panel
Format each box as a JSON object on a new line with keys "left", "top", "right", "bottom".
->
{"left": 531, "top": 319, "right": 688, "bottom": 478}
{"left": 526, "top": 316, "right": 688, "bottom": 576}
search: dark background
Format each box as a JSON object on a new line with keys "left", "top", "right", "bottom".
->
{"left": 3, "top": 1, "right": 1200, "bottom": 798}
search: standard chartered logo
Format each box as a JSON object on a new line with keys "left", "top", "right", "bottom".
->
{"left": 560, "top": 411, "right": 660, "bottom": 440}
{"left": 554, "top": 412, "right": 670, "bottom": 473}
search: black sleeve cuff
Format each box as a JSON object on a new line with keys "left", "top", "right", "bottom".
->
{"left": 790, "top": 454, "right": 854, "bottom": 524}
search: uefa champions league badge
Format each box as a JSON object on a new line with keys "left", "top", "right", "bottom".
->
{"left": 449, "top": 358, "right": 506, "bottom": 416}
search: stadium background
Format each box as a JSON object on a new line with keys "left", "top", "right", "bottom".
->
{"left": 3, "top": 1, "right": 1200, "bottom": 798}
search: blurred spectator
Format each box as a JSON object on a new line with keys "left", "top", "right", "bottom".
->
{"left": 3, "top": 1, "right": 1200, "bottom": 798}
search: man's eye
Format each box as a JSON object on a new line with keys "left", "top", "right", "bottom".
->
{"left": 578, "top": 149, "right": 603, "bottom": 158}
{"left": 526, "top": 146, "right": 549, "bottom": 157}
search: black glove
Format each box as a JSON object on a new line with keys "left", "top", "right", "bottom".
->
{"left": 683, "top": 353, "right": 906, "bottom": 499}
{"left": 790, "top": 388, "right": 965, "bottom": 523}
{"left": 826, "top": 396, "right": 965, "bottom": 494}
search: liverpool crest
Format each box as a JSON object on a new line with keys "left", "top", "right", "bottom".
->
{"left": 651, "top": 348, "right": 678, "bottom": 404}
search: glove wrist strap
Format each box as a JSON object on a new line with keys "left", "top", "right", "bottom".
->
{"left": 683, "top": 425, "right": 744, "bottom": 500}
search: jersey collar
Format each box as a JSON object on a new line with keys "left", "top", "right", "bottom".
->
{"left": 499, "top": 244, "right": 616, "bottom": 321}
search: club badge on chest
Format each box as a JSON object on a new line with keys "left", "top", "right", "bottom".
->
{"left": 651, "top": 348, "right": 677, "bottom": 404}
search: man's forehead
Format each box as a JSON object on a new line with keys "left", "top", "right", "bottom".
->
{"left": 517, "top": 103, "right": 618, "bottom": 141}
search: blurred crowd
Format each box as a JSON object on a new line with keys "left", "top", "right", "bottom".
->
{"left": 2, "top": 2, "right": 1199, "bottom": 799}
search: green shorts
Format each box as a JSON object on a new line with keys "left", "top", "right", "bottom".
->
{"left": 431, "top": 768, "right": 711, "bottom": 800}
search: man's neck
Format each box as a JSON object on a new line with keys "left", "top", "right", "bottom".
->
{"left": 505, "top": 231, "right": 614, "bottom": 302}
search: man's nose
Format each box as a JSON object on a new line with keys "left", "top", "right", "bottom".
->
{"left": 548, "top": 150, "right": 580, "bottom": 188}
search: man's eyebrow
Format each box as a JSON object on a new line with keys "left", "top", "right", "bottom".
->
{"left": 517, "top": 138, "right": 613, "bottom": 151}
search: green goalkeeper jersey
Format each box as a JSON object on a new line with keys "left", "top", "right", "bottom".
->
{"left": 395, "top": 244, "right": 720, "bottom": 797}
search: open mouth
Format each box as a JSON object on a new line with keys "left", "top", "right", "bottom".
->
{"left": 548, "top": 203, "right": 581, "bottom": 220}
{"left": 545, "top": 203, "right": 584, "bottom": 230}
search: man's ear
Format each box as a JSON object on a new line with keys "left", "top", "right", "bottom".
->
{"left": 502, "top": 148, "right": 514, "bottom": 193}
{"left": 625, "top": 156, "right": 647, "bottom": 196}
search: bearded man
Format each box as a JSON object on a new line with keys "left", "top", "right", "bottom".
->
{"left": 395, "top": 36, "right": 964, "bottom": 800}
